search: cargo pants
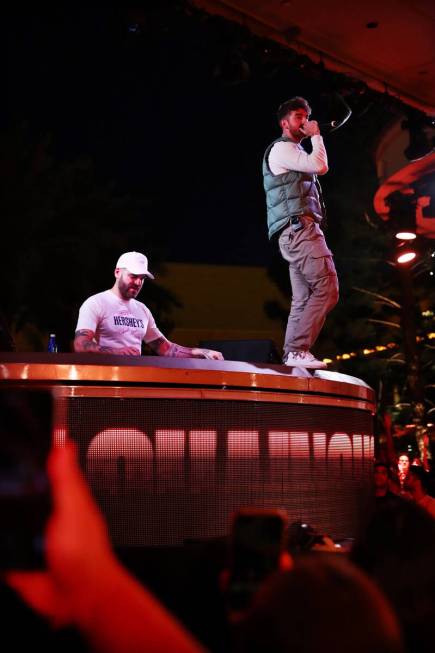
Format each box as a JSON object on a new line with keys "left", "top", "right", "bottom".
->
{"left": 278, "top": 217, "right": 339, "bottom": 361}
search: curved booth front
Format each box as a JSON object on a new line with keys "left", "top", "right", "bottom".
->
{"left": 0, "top": 353, "right": 375, "bottom": 546}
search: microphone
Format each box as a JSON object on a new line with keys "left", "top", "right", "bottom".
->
{"left": 319, "top": 120, "right": 339, "bottom": 131}
{"left": 318, "top": 94, "right": 353, "bottom": 133}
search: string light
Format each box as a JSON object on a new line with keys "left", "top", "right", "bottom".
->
{"left": 323, "top": 309, "right": 435, "bottom": 363}
{"left": 322, "top": 327, "right": 434, "bottom": 364}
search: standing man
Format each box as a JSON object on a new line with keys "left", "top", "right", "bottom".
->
{"left": 263, "top": 96, "right": 339, "bottom": 368}
{"left": 74, "top": 251, "right": 224, "bottom": 360}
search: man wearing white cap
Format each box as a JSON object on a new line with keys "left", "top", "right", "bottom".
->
{"left": 74, "top": 252, "right": 224, "bottom": 360}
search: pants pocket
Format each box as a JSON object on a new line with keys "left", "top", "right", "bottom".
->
{"left": 309, "top": 237, "right": 332, "bottom": 258}
{"left": 306, "top": 251, "right": 336, "bottom": 280}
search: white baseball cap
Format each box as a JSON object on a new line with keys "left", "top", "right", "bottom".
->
{"left": 115, "top": 251, "right": 154, "bottom": 279}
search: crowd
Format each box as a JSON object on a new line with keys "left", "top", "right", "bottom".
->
{"left": 1, "top": 386, "right": 435, "bottom": 653}
{"left": 1, "top": 427, "right": 435, "bottom": 653}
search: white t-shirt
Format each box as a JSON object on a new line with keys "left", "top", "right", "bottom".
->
{"left": 76, "top": 290, "right": 164, "bottom": 351}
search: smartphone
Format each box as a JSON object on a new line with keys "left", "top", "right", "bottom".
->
{"left": 225, "top": 508, "right": 288, "bottom": 613}
{"left": 287, "top": 521, "right": 325, "bottom": 553}
{"left": 0, "top": 388, "right": 53, "bottom": 569}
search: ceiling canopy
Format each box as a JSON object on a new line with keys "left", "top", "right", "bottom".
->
{"left": 194, "top": 0, "right": 435, "bottom": 115}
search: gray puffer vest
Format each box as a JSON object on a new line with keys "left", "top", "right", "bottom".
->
{"left": 263, "top": 136, "right": 324, "bottom": 239}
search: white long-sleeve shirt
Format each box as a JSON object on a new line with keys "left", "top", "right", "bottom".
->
{"left": 268, "top": 135, "right": 328, "bottom": 176}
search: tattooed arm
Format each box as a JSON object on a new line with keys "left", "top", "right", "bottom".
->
{"left": 74, "top": 330, "right": 141, "bottom": 356}
{"left": 148, "top": 337, "right": 224, "bottom": 360}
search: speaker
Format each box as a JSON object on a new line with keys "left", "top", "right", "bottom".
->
{"left": 199, "top": 339, "right": 280, "bottom": 363}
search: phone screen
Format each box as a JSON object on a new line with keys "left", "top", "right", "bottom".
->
{"left": 226, "top": 509, "right": 287, "bottom": 612}
{"left": 0, "top": 388, "right": 53, "bottom": 569}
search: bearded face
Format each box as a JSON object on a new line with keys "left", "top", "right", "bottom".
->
{"left": 116, "top": 269, "right": 145, "bottom": 299}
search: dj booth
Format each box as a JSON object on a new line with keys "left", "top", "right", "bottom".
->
{"left": 0, "top": 353, "right": 375, "bottom": 546}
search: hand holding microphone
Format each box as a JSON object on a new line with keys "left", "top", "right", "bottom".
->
{"left": 300, "top": 120, "right": 321, "bottom": 137}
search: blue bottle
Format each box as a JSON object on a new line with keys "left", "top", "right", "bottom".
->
{"left": 48, "top": 333, "right": 58, "bottom": 353}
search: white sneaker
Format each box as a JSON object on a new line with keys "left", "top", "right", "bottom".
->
{"left": 284, "top": 351, "right": 327, "bottom": 369}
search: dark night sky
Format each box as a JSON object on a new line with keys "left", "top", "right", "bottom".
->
{"left": 5, "top": 5, "right": 390, "bottom": 269}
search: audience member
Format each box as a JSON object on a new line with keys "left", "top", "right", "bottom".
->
{"left": 374, "top": 462, "right": 405, "bottom": 507}
{"left": 6, "top": 441, "right": 205, "bottom": 653}
{"left": 351, "top": 499, "right": 435, "bottom": 653}
{"left": 405, "top": 465, "right": 435, "bottom": 519}
{"left": 234, "top": 554, "right": 403, "bottom": 653}
{"left": 397, "top": 453, "right": 411, "bottom": 493}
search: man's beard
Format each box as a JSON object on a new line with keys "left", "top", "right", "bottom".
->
{"left": 118, "top": 278, "right": 139, "bottom": 300}
{"left": 291, "top": 127, "right": 304, "bottom": 141}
